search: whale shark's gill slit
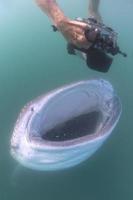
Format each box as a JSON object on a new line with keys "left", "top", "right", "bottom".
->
{"left": 42, "top": 111, "right": 102, "bottom": 141}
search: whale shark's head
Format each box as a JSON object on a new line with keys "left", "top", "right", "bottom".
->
{"left": 11, "top": 79, "right": 121, "bottom": 171}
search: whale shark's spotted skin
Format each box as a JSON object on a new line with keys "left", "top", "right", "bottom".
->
{"left": 10, "top": 79, "right": 121, "bottom": 171}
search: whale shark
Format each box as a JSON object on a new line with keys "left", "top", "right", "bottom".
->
{"left": 10, "top": 79, "right": 121, "bottom": 171}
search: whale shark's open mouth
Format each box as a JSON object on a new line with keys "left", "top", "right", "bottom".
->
{"left": 28, "top": 80, "right": 108, "bottom": 145}
{"left": 42, "top": 111, "right": 102, "bottom": 141}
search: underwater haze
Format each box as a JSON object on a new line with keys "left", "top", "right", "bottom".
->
{"left": 0, "top": 0, "right": 133, "bottom": 200}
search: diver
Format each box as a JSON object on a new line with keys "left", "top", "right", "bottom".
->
{"left": 35, "top": 0, "right": 127, "bottom": 72}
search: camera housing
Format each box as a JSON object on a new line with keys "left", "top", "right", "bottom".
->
{"left": 68, "top": 17, "right": 127, "bottom": 72}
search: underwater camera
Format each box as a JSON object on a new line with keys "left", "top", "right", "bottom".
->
{"left": 67, "top": 17, "right": 127, "bottom": 72}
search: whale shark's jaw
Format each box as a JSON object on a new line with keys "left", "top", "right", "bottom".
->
{"left": 11, "top": 79, "right": 121, "bottom": 171}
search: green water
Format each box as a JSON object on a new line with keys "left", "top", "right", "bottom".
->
{"left": 0, "top": 0, "right": 133, "bottom": 199}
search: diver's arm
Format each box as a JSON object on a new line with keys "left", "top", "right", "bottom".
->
{"left": 88, "top": 0, "right": 102, "bottom": 22}
{"left": 35, "top": 0, "right": 68, "bottom": 26}
{"left": 35, "top": 0, "right": 91, "bottom": 48}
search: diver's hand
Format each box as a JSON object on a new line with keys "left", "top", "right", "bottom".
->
{"left": 57, "top": 19, "right": 92, "bottom": 49}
